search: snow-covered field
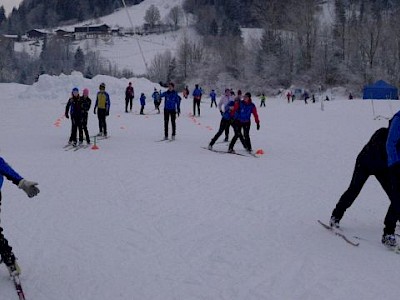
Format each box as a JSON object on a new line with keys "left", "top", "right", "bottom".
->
{"left": 0, "top": 72, "right": 400, "bottom": 299}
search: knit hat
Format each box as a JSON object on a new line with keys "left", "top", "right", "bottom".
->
{"left": 99, "top": 83, "right": 105, "bottom": 90}
{"left": 83, "top": 88, "right": 89, "bottom": 96}
{"left": 72, "top": 87, "right": 79, "bottom": 93}
{"left": 245, "top": 92, "right": 251, "bottom": 98}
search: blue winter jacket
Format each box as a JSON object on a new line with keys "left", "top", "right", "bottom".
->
{"left": 0, "top": 157, "right": 23, "bottom": 189}
{"left": 152, "top": 91, "right": 160, "bottom": 102}
{"left": 222, "top": 100, "right": 234, "bottom": 120}
{"left": 192, "top": 88, "right": 202, "bottom": 99}
{"left": 160, "top": 90, "right": 181, "bottom": 111}
{"left": 387, "top": 111, "right": 400, "bottom": 167}
{"left": 236, "top": 100, "right": 260, "bottom": 124}
{"left": 140, "top": 94, "right": 146, "bottom": 106}
{"left": 210, "top": 91, "right": 216, "bottom": 101}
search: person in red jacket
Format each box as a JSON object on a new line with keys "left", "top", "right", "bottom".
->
{"left": 228, "top": 92, "right": 260, "bottom": 153}
{"left": 125, "top": 82, "right": 134, "bottom": 112}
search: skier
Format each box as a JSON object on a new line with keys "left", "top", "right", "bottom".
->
{"left": 228, "top": 92, "right": 260, "bottom": 153}
{"left": 286, "top": 91, "right": 291, "bottom": 103}
{"left": 152, "top": 88, "right": 161, "bottom": 114}
{"left": 217, "top": 89, "right": 233, "bottom": 142}
{"left": 260, "top": 93, "right": 266, "bottom": 107}
{"left": 65, "top": 87, "right": 83, "bottom": 146}
{"left": 192, "top": 84, "right": 202, "bottom": 116}
{"left": 0, "top": 156, "right": 39, "bottom": 276}
{"left": 183, "top": 86, "right": 189, "bottom": 99}
{"left": 208, "top": 94, "right": 235, "bottom": 149}
{"left": 93, "top": 83, "right": 111, "bottom": 137}
{"left": 210, "top": 89, "right": 217, "bottom": 108}
{"left": 81, "top": 88, "right": 91, "bottom": 144}
{"left": 330, "top": 111, "right": 400, "bottom": 247}
{"left": 160, "top": 82, "right": 181, "bottom": 140}
{"left": 125, "top": 82, "right": 134, "bottom": 113}
{"left": 139, "top": 93, "right": 146, "bottom": 115}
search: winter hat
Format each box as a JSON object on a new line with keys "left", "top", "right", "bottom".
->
{"left": 244, "top": 92, "right": 251, "bottom": 98}
{"left": 99, "top": 83, "right": 106, "bottom": 90}
{"left": 72, "top": 87, "right": 79, "bottom": 93}
{"left": 83, "top": 88, "right": 89, "bottom": 96}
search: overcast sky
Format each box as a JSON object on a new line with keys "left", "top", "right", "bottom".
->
{"left": 1, "top": 0, "right": 23, "bottom": 16}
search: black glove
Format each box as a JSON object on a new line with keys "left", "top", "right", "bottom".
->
{"left": 177, "top": 109, "right": 180, "bottom": 117}
{"left": 220, "top": 110, "right": 223, "bottom": 116}
{"left": 65, "top": 113, "right": 69, "bottom": 119}
{"left": 93, "top": 109, "right": 96, "bottom": 115}
{"left": 18, "top": 179, "right": 40, "bottom": 198}
{"left": 106, "top": 111, "right": 109, "bottom": 116}
{"left": 257, "top": 123, "right": 260, "bottom": 130}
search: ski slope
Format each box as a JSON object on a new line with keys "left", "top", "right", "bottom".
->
{"left": 0, "top": 73, "right": 400, "bottom": 299}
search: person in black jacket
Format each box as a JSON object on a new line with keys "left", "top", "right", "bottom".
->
{"left": 330, "top": 125, "right": 400, "bottom": 247}
{"left": 81, "top": 88, "right": 92, "bottom": 144}
{"left": 65, "top": 87, "right": 83, "bottom": 146}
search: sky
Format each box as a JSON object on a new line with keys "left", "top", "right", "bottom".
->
{"left": 0, "top": 0, "right": 22, "bottom": 16}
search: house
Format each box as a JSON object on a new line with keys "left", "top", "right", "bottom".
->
{"left": 26, "top": 29, "right": 47, "bottom": 40}
{"left": 74, "top": 24, "right": 110, "bottom": 39}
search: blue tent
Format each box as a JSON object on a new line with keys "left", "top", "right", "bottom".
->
{"left": 363, "top": 80, "right": 399, "bottom": 100}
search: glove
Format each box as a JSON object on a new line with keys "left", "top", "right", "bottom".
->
{"left": 65, "top": 113, "right": 69, "bottom": 119}
{"left": 18, "top": 179, "right": 40, "bottom": 198}
{"left": 177, "top": 109, "right": 180, "bottom": 117}
{"left": 93, "top": 109, "right": 97, "bottom": 115}
{"left": 106, "top": 111, "right": 109, "bottom": 116}
{"left": 257, "top": 123, "right": 260, "bottom": 130}
{"left": 220, "top": 110, "right": 223, "bottom": 116}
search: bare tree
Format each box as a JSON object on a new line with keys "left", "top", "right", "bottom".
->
{"left": 144, "top": 4, "right": 161, "bottom": 28}
{"left": 168, "top": 6, "right": 183, "bottom": 29}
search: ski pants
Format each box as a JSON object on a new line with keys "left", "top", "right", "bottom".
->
{"left": 0, "top": 192, "right": 14, "bottom": 265}
{"left": 229, "top": 122, "right": 248, "bottom": 151}
{"left": 332, "top": 155, "right": 400, "bottom": 235}
{"left": 69, "top": 115, "right": 83, "bottom": 143}
{"left": 82, "top": 113, "right": 90, "bottom": 143}
{"left": 210, "top": 118, "right": 231, "bottom": 146}
{"left": 164, "top": 109, "right": 176, "bottom": 137}
{"left": 193, "top": 98, "right": 201, "bottom": 116}
{"left": 125, "top": 96, "right": 133, "bottom": 112}
{"left": 97, "top": 108, "right": 107, "bottom": 135}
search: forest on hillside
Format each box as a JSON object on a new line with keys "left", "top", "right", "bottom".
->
{"left": 1, "top": 0, "right": 400, "bottom": 94}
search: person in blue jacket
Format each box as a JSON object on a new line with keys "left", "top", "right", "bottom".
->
{"left": 0, "top": 157, "right": 39, "bottom": 276}
{"left": 208, "top": 96, "right": 235, "bottom": 149}
{"left": 192, "top": 84, "right": 202, "bottom": 116}
{"left": 385, "top": 110, "right": 400, "bottom": 245}
{"left": 152, "top": 88, "right": 161, "bottom": 114}
{"left": 330, "top": 111, "right": 400, "bottom": 248}
{"left": 160, "top": 82, "right": 181, "bottom": 140}
{"left": 93, "top": 83, "right": 111, "bottom": 137}
{"left": 210, "top": 89, "right": 217, "bottom": 108}
{"left": 228, "top": 92, "right": 260, "bottom": 153}
{"left": 139, "top": 93, "right": 146, "bottom": 115}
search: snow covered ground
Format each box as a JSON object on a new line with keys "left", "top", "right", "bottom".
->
{"left": 0, "top": 73, "right": 400, "bottom": 299}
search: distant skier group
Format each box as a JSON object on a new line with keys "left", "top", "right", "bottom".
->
{"left": 65, "top": 82, "right": 111, "bottom": 146}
